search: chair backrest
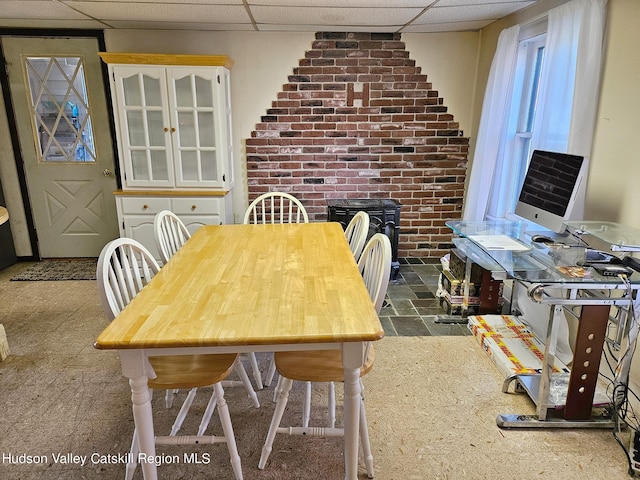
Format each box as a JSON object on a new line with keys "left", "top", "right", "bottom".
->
{"left": 243, "top": 192, "right": 309, "bottom": 224}
{"left": 357, "top": 233, "right": 392, "bottom": 314}
{"left": 96, "top": 238, "right": 160, "bottom": 320}
{"left": 344, "top": 211, "right": 370, "bottom": 262}
{"left": 154, "top": 210, "right": 191, "bottom": 265}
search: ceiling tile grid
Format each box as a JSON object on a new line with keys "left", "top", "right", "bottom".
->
{"left": 0, "top": 1, "right": 540, "bottom": 33}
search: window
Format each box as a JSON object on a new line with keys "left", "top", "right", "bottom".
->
{"left": 486, "top": 33, "right": 546, "bottom": 221}
{"left": 24, "top": 56, "right": 96, "bottom": 163}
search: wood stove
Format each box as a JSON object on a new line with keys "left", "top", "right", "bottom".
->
{"left": 327, "top": 199, "right": 401, "bottom": 278}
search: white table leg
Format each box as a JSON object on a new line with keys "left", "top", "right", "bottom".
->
{"left": 342, "top": 342, "right": 364, "bottom": 480}
{"left": 121, "top": 350, "right": 157, "bottom": 480}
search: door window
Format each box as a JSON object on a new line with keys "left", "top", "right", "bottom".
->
{"left": 24, "top": 55, "right": 96, "bottom": 163}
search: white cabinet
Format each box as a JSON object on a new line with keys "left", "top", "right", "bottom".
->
{"left": 115, "top": 192, "right": 231, "bottom": 261}
{"left": 99, "top": 53, "right": 235, "bottom": 258}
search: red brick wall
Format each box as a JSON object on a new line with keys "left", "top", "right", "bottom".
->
{"left": 245, "top": 32, "right": 468, "bottom": 259}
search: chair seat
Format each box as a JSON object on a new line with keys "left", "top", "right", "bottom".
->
{"left": 149, "top": 354, "right": 238, "bottom": 390}
{"left": 274, "top": 347, "right": 375, "bottom": 383}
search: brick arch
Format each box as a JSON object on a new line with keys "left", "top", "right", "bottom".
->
{"left": 245, "top": 32, "right": 468, "bottom": 259}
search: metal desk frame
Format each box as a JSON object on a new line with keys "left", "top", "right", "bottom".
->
{"left": 447, "top": 220, "right": 640, "bottom": 428}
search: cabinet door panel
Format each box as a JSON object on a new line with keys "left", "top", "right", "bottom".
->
{"left": 122, "top": 214, "right": 160, "bottom": 259}
{"left": 112, "top": 66, "right": 173, "bottom": 187}
{"left": 167, "top": 67, "right": 222, "bottom": 188}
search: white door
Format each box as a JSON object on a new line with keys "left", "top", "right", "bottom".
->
{"left": 2, "top": 36, "right": 118, "bottom": 258}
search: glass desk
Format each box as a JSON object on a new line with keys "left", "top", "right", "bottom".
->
{"left": 446, "top": 220, "right": 640, "bottom": 428}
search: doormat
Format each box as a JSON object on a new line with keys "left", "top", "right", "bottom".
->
{"left": 11, "top": 259, "right": 97, "bottom": 281}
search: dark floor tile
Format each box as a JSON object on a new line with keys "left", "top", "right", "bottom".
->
{"left": 422, "top": 315, "right": 472, "bottom": 336}
{"left": 390, "top": 316, "right": 431, "bottom": 336}
{"left": 413, "top": 290, "right": 435, "bottom": 299}
{"left": 405, "top": 258, "right": 424, "bottom": 264}
{"left": 379, "top": 317, "right": 397, "bottom": 336}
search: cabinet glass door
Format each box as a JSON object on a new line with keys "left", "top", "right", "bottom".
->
{"left": 168, "top": 68, "right": 220, "bottom": 187}
{"left": 114, "top": 66, "right": 172, "bottom": 187}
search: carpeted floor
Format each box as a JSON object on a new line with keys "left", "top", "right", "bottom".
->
{"left": 0, "top": 263, "right": 633, "bottom": 479}
{"left": 10, "top": 259, "right": 97, "bottom": 281}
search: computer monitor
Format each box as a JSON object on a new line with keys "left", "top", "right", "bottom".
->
{"left": 514, "top": 150, "right": 586, "bottom": 234}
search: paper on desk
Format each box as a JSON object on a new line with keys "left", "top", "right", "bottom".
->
{"left": 468, "top": 234, "right": 530, "bottom": 251}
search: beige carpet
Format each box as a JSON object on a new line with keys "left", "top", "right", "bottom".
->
{"left": 0, "top": 270, "right": 632, "bottom": 479}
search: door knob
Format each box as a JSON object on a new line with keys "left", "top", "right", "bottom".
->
{"left": 103, "top": 169, "right": 112, "bottom": 177}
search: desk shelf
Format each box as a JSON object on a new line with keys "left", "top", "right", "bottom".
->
{"left": 446, "top": 220, "right": 640, "bottom": 429}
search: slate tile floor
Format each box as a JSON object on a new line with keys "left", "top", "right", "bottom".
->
{"left": 380, "top": 258, "right": 472, "bottom": 337}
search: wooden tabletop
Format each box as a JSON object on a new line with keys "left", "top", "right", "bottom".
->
{"left": 94, "top": 223, "right": 384, "bottom": 350}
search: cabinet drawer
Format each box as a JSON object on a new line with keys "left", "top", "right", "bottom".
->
{"left": 171, "top": 197, "right": 222, "bottom": 215}
{"left": 120, "top": 197, "right": 171, "bottom": 215}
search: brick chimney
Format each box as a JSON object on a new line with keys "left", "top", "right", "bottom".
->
{"left": 245, "top": 32, "right": 468, "bottom": 260}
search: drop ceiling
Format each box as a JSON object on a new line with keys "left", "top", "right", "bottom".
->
{"left": 0, "top": 0, "right": 539, "bottom": 33}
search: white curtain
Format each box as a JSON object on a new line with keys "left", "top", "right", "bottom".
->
{"left": 462, "top": 25, "right": 519, "bottom": 221}
{"left": 530, "top": 0, "right": 607, "bottom": 220}
{"left": 463, "top": 0, "right": 607, "bottom": 222}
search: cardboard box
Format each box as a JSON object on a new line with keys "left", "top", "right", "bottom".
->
{"left": 480, "top": 334, "right": 570, "bottom": 379}
{"left": 468, "top": 314, "right": 534, "bottom": 343}
{"left": 441, "top": 269, "right": 478, "bottom": 297}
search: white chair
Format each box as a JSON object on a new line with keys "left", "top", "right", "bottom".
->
{"left": 154, "top": 209, "right": 191, "bottom": 266}
{"left": 245, "top": 192, "right": 309, "bottom": 388}
{"left": 258, "top": 233, "right": 391, "bottom": 478}
{"left": 243, "top": 191, "right": 309, "bottom": 224}
{"left": 97, "top": 238, "right": 243, "bottom": 480}
{"left": 301, "top": 211, "right": 370, "bottom": 429}
{"left": 153, "top": 210, "right": 264, "bottom": 394}
{"left": 344, "top": 211, "right": 370, "bottom": 262}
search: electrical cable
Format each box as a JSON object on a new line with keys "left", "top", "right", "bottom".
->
{"left": 608, "top": 272, "right": 640, "bottom": 475}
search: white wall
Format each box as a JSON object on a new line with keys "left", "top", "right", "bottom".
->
{"left": 0, "top": 83, "right": 30, "bottom": 256}
{"left": 104, "top": 30, "right": 480, "bottom": 222}
{"left": 589, "top": 0, "right": 640, "bottom": 224}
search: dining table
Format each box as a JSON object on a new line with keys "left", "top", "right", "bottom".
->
{"left": 94, "top": 222, "right": 385, "bottom": 479}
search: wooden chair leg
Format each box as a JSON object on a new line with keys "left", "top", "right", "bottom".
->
{"left": 214, "top": 383, "right": 243, "bottom": 480}
{"left": 302, "top": 381, "right": 311, "bottom": 427}
{"left": 246, "top": 352, "right": 263, "bottom": 390}
{"left": 265, "top": 354, "right": 277, "bottom": 387}
{"left": 259, "top": 377, "right": 294, "bottom": 469}
{"left": 359, "top": 392, "right": 374, "bottom": 478}
{"left": 233, "top": 360, "right": 260, "bottom": 408}
{"left": 328, "top": 382, "right": 336, "bottom": 428}
{"left": 169, "top": 387, "right": 198, "bottom": 436}
{"left": 197, "top": 386, "right": 218, "bottom": 436}
{"left": 125, "top": 428, "right": 139, "bottom": 480}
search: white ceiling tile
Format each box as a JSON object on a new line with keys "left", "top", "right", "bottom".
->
{"left": 249, "top": 0, "right": 434, "bottom": 6}
{"left": 0, "top": 1, "right": 89, "bottom": 20}
{"left": 0, "top": 18, "right": 106, "bottom": 28}
{"left": 401, "top": 19, "right": 494, "bottom": 32}
{"left": 0, "top": 0, "right": 544, "bottom": 32}
{"left": 436, "top": 0, "right": 533, "bottom": 6}
{"left": 414, "top": 2, "right": 535, "bottom": 25}
{"left": 251, "top": 6, "right": 422, "bottom": 26}
{"left": 105, "top": 21, "right": 255, "bottom": 31}
{"left": 68, "top": 2, "right": 251, "bottom": 23}
{"left": 257, "top": 23, "right": 402, "bottom": 32}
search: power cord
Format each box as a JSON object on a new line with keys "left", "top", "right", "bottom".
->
{"left": 608, "top": 273, "right": 640, "bottom": 476}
